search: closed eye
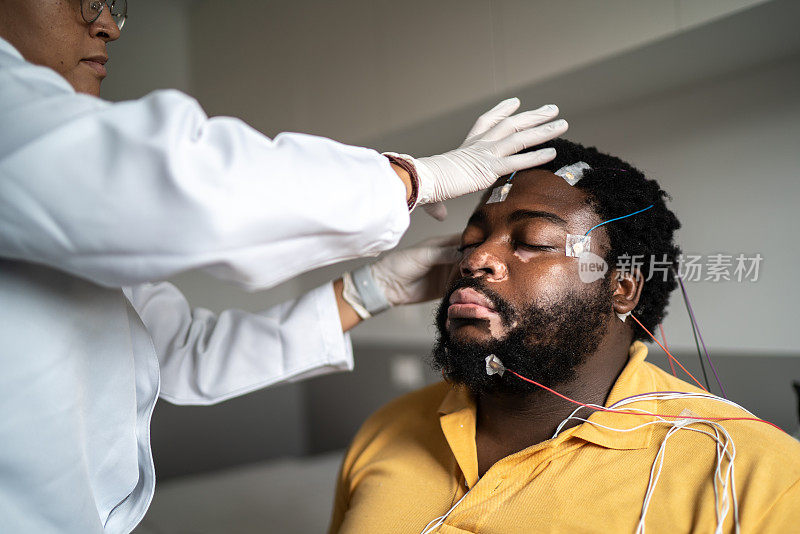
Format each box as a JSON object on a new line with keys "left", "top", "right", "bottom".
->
{"left": 459, "top": 242, "right": 557, "bottom": 253}
{"left": 515, "top": 242, "right": 557, "bottom": 252}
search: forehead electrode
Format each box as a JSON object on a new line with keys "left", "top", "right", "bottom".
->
{"left": 486, "top": 171, "right": 517, "bottom": 204}
{"left": 555, "top": 161, "right": 591, "bottom": 186}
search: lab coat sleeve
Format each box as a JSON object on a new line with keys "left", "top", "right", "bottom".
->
{"left": 0, "top": 50, "right": 409, "bottom": 291}
{"left": 123, "top": 281, "right": 352, "bottom": 405}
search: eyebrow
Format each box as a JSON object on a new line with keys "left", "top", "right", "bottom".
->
{"left": 466, "top": 208, "right": 568, "bottom": 230}
{"left": 508, "top": 209, "right": 568, "bottom": 227}
{"left": 466, "top": 211, "right": 487, "bottom": 227}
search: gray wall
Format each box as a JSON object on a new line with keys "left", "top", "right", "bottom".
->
{"left": 569, "top": 54, "right": 800, "bottom": 355}
{"left": 187, "top": 0, "right": 769, "bottom": 144}
{"left": 100, "top": 0, "right": 192, "bottom": 99}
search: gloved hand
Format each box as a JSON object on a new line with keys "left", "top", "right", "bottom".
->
{"left": 387, "top": 98, "right": 568, "bottom": 221}
{"left": 343, "top": 236, "right": 460, "bottom": 318}
{"left": 372, "top": 235, "right": 460, "bottom": 306}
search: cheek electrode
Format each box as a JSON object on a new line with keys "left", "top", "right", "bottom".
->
{"left": 568, "top": 202, "right": 655, "bottom": 256}
{"left": 555, "top": 161, "right": 655, "bottom": 258}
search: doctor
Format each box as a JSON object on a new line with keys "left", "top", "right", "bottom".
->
{"left": 0, "top": 1, "right": 568, "bottom": 533}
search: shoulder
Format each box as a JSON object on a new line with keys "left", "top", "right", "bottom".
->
{"left": 641, "top": 361, "right": 800, "bottom": 492}
{"left": 642, "top": 360, "right": 710, "bottom": 395}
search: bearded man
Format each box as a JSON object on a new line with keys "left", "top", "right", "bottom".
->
{"left": 328, "top": 139, "right": 800, "bottom": 534}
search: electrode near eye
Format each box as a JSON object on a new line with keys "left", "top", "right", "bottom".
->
{"left": 485, "top": 162, "right": 654, "bottom": 259}
{"left": 556, "top": 161, "right": 655, "bottom": 258}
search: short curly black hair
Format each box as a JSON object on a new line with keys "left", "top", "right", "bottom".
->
{"left": 529, "top": 138, "right": 682, "bottom": 341}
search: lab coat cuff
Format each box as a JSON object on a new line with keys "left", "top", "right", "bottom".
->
{"left": 289, "top": 282, "right": 354, "bottom": 382}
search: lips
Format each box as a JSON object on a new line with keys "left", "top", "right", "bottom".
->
{"left": 447, "top": 287, "right": 498, "bottom": 320}
{"left": 81, "top": 55, "right": 108, "bottom": 77}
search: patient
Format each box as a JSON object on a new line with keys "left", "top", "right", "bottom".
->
{"left": 328, "top": 139, "right": 800, "bottom": 533}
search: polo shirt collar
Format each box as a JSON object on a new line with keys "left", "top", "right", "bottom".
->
{"left": 438, "top": 386, "right": 480, "bottom": 488}
{"left": 437, "top": 341, "right": 656, "bottom": 475}
{"left": 571, "top": 341, "right": 656, "bottom": 450}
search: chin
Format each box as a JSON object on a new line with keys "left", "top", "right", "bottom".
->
{"left": 69, "top": 75, "right": 102, "bottom": 97}
{"left": 447, "top": 319, "right": 509, "bottom": 343}
{"left": 82, "top": 81, "right": 102, "bottom": 97}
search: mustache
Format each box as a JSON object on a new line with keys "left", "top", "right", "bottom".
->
{"left": 440, "top": 277, "right": 516, "bottom": 325}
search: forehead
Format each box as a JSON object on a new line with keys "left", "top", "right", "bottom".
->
{"left": 469, "top": 169, "right": 598, "bottom": 230}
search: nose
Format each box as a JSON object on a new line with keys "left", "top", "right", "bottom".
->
{"left": 91, "top": 5, "right": 121, "bottom": 42}
{"left": 459, "top": 246, "right": 509, "bottom": 282}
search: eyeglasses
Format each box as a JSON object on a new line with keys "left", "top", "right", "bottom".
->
{"left": 81, "top": 0, "right": 127, "bottom": 31}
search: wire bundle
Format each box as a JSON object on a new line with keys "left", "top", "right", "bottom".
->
{"left": 553, "top": 392, "right": 747, "bottom": 534}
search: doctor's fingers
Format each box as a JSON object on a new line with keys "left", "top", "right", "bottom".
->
{"left": 492, "top": 119, "right": 569, "bottom": 157}
{"left": 416, "top": 234, "right": 461, "bottom": 249}
{"left": 421, "top": 262, "right": 459, "bottom": 299}
{"left": 479, "top": 105, "right": 561, "bottom": 142}
{"left": 465, "top": 98, "right": 521, "bottom": 140}
{"left": 497, "top": 148, "right": 559, "bottom": 177}
{"left": 423, "top": 202, "right": 449, "bottom": 221}
{"left": 417, "top": 240, "right": 461, "bottom": 268}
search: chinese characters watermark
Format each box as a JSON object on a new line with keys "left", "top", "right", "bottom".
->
{"left": 577, "top": 253, "right": 763, "bottom": 283}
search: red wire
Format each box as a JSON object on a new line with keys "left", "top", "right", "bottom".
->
{"left": 659, "top": 323, "right": 676, "bottom": 376}
{"left": 630, "top": 315, "right": 708, "bottom": 393}
{"left": 505, "top": 369, "right": 783, "bottom": 432}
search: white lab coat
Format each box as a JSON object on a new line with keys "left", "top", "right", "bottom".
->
{"left": 0, "top": 37, "right": 409, "bottom": 533}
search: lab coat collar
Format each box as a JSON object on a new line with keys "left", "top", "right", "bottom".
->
{"left": 0, "top": 35, "right": 24, "bottom": 60}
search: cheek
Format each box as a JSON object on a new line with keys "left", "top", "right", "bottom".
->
{"left": 27, "top": 21, "right": 83, "bottom": 71}
{"left": 512, "top": 259, "right": 577, "bottom": 304}
{"left": 513, "top": 249, "right": 538, "bottom": 262}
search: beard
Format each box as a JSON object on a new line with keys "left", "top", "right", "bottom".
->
{"left": 431, "top": 277, "right": 612, "bottom": 395}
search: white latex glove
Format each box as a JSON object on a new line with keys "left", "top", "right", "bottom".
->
{"left": 389, "top": 98, "right": 568, "bottom": 221}
{"left": 372, "top": 235, "right": 461, "bottom": 306}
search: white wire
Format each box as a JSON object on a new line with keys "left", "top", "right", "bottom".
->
{"left": 420, "top": 489, "right": 471, "bottom": 534}
{"left": 551, "top": 391, "right": 744, "bottom": 534}
{"left": 421, "top": 392, "right": 746, "bottom": 533}
{"left": 561, "top": 414, "right": 738, "bottom": 533}
{"left": 614, "top": 391, "right": 745, "bottom": 533}
{"left": 610, "top": 392, "right": 757, "bottom": 416}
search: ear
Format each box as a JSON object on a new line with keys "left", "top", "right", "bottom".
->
{"left": 611, "top": 268, "right": 644, "bottom": 317}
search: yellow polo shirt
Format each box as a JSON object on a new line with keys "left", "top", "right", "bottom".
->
{"left": 329, "top": 342, "right": 800, "bottom": 533}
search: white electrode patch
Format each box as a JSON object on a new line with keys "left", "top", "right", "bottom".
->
{"left": 485, "top": 354, "right": 506, "bottom": 376}
{"left": 486, "top": 183, "right": 513, "bottom": 204}
{"left": 555, "top": 161, "right": 591, "bottom": 185}
{"left": 566, "top": 234, "right": 591, "bottom": 257}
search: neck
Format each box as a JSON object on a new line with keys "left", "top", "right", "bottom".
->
{"left": 474, "top": 331, "right": 632, "bottom": 476}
